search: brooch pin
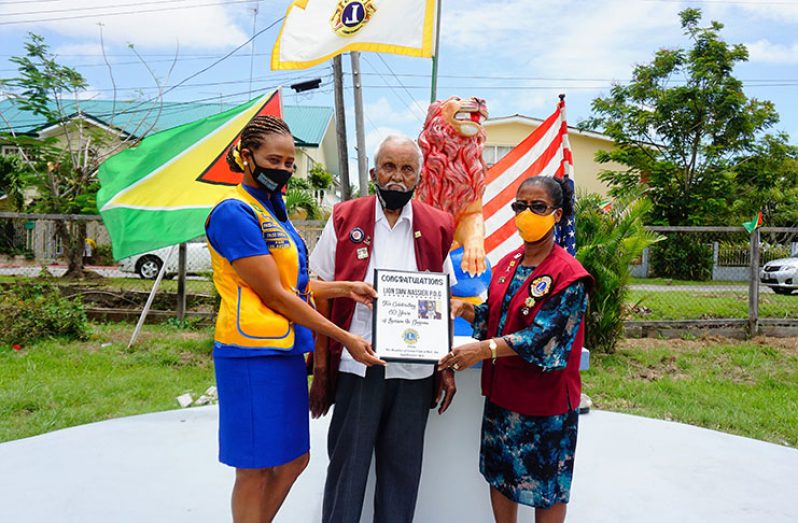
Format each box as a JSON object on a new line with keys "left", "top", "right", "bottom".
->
{"left": 349, "top": 227, "right": 365, "bottom": 243}
{"left": 530, "top": 275, "right": 553, "bottom": 299}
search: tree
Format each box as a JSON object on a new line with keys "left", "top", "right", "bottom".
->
{"left": 0, "top": 33, "right": 164, "bottom": 277}
{"left": 584, "top": 8, "right": 789, "bottom": 226}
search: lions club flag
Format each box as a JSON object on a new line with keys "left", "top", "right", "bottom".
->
{"left": 97, "top": 90, "right": 282, "bottom": 260}
{"left": 272, "top": 0, "right": 438, "bottom": 70}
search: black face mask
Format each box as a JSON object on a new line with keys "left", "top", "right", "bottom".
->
{"left": 252, "top": 164, "right": 292, "bottom": 193}
{"left": 376, "top": 184, "right": 415, "bottom": 211}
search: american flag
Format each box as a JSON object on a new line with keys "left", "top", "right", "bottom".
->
{"left": 483, "top": 96, "right": 576, "bottom": 264}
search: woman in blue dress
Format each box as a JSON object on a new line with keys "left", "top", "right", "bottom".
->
{"left": 441, "top": 175, "right": 592, "bottom": 523}
{"left": 206, "top": 115, "right": 384, "bottom": 523}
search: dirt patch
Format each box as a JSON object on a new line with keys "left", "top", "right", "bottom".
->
{"left": 619, "top": 335, "right": 798, "bottom": 356}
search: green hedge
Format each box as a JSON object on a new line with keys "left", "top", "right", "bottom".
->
{"left": 0, "top": 281, "right": 89, "bottom": 346}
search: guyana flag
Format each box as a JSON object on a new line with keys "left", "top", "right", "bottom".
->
{"left": 97, "top": 90, "right": 281, "bottom": 260}
{"left": 742, "top": 211, "right": 764, "bottom": 234}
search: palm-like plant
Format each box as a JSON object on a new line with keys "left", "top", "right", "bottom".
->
{"left": 285, "top": 187, "right": 321, "bottom": 220}
{"left": 575, "top": 193, "right": 663, "bottom": 353}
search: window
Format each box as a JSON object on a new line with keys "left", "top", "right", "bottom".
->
{"left": 483, "top": 145, "right": 515, "bottom": 168}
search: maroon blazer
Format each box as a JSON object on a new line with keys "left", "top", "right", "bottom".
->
{"left": 324, "top": 196, "right": 454, "bottom": 396}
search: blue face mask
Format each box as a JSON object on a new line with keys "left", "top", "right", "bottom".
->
{"left": 252, "top": 164, "right": 292, "bottom": 193}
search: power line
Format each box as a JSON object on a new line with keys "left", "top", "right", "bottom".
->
{"left": 91, "top": 15, "right": 285, "bottom": 120}
{"left": 3, "top": 0, "right": 209, "bottom": 17}
{"left": 0, "top": 0, "right": 258, "bottom": 26}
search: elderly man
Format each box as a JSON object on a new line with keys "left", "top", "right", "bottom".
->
{"left": 309, "top": 135, "right": 457, "bottom": 523}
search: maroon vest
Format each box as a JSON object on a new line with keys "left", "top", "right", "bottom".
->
{"left": 327, "top": 196, "right": 454, "bottom": 386}
{"left": 481, "top": 244, "right": 593, "bottom": 417}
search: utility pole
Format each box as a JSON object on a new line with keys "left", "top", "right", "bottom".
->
{"left": 429, "top": 0, "right": 442, "bottom": 103}
{"left": 248, "top": 4, "right": 259, "bottom": 100}
{"left": 350, "top": 51, "right": 369, "bottom": 197}
{"left": 332, "top": 55, "right": 351, "bottom": 201}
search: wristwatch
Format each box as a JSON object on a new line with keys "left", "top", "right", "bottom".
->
{"left": 488, "top": 339, "right": 498, "bottom": 362}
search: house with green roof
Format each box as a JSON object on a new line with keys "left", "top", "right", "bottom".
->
{"left": 0, "top": 98, "right": 339, "bottom": 183}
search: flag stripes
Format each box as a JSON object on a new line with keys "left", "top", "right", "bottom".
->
{"left": 483, "top": 99, "right": 575, "bottom": 265}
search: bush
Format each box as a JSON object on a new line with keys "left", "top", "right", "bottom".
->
{"left": 92, "top": 243, "right": 115, "bottom": 266}
{"left": 308, "top": 164, "right": 333, "bottom": 190}
{"left": 650, "top": 237, "right": 713, "bottom": 281}
{"left": 0, "top": 281, "right": 89, "bottom": 346}
{"left": 576, "top": 193, "right": 662, "bottom": 353}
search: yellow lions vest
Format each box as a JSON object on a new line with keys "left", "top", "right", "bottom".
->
{"left": 207, "top": 185, "right": 304, "bottom": 351}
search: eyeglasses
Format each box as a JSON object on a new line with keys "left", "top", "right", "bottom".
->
{"left": 511, "top": 200, "right": 558, "bottom": 215}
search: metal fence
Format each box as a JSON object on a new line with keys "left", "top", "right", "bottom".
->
{"left": 2, "top": 214, "right": 796, "bottom": 336}
{"left": 625, "top": 226, "right": 798, "bottom": 338}
{"left": 0, "top": 212, "right": 325, "bottom": 325}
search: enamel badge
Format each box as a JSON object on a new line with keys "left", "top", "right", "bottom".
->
{"left": 530, "top": 276, "right": 553, "bottom": 299}
{"left": 525, "top": 297, "right": 536, "bottom": 308}
{"left": 349, "top": 227, "right": 365, "bottom": 243}
{"left": 356, "top": 247, "right": 368, "bottom": 260}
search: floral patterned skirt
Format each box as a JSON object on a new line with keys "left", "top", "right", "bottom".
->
{"left": 479, "top": 400, "right": 579, "bottom": 509}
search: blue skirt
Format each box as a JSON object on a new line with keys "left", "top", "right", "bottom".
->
{"left": 214, "top": 350, "right": 310, "bottom": 469}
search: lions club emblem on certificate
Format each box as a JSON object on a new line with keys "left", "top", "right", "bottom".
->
{"left": 330, "top": 0, "right": 377, "bottom": 36}
{"left": 402, "top": 328, "right": 419, "bottom": 346}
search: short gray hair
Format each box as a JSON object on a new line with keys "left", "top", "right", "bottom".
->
{"left": 372, "top": 134, "right": 423, "bottom": 168}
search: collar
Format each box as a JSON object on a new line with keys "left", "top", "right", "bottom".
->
{"left": 242, "top": 183, "right": 287, "bottom": 220}
{"left": 374, "top": 195, "right": 413, "bottom": 227}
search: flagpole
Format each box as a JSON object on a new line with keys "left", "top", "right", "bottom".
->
{"left": 351, "top": 51, "right": 369, "bottom": 197}
{"left": 430, "top": 0, "right": 442, "bottom": 103}
{"left": 333, "top": 55, "right": 352, "bottom": 201}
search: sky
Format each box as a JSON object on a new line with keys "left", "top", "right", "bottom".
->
{"left": 1, "top": 0, "right": 797, "bottom": 179}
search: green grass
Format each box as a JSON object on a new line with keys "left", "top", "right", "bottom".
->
{"left": 583, "top": 338, "right": 798, "bottom": 447}
{"left": 630, "top": 277, "right": 747, "bottom": 287}
{"left": 3, "top": 324, "right": 797, "bottom": 449}
{"left": 627, "top": 290, "right": 798, "bottom": 320}
{"left": 0, "top": 323, "right": 215, "bottom": 443}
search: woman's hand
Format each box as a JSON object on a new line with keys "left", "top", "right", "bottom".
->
{"left": 344, "top": 333, "right": 385, "bottom": 367}
{"left": 450, "top": 299, "right": 475, "bottom": 323}
{"left": 438, "top": 342, "right": 488, "bottom": 372}
{"left": 347, "top": 281, "right": 378, "bottom": 309}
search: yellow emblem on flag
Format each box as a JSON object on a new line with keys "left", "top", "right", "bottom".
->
{"left": 330, "top": 0, "right": 377, "bottom": 36}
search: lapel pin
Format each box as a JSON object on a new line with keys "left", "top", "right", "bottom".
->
{"left": 356, "top": 247, "right": 368, "bottom": 260}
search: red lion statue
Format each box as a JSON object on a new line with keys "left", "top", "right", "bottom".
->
{"left": 416, "top": 96, "right": 488, "bottom": 275}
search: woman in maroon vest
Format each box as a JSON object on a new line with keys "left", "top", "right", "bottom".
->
{"left": 440, "top": 176, "right": 593, "bottom": 523}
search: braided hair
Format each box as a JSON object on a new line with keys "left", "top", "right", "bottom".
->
{"left": 225, "top": 115, "right": 293, "bottom": 173}
{"left": 517, "top": 175, "right": 574, "bottom": 217}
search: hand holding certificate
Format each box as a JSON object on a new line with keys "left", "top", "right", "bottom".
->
{"left": 372, "top": 269, "right": 452, "bottom": 363}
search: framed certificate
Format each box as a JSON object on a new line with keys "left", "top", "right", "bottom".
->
{"left": 372, "top": 269, "right": 452, "bottom": 363}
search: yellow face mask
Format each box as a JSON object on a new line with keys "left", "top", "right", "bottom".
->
{"left": 515, "top": 209, "right": 556, "bottom": 243}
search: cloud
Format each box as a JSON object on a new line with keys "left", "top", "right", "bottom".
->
{"left": 441, "top": 0, "right": 682, "bottom": 81}
{"left": 0, "top": 1, "right": 250, "bottom": 50}
{"left": 363, "top": 96, "right": 427, "bottom": 128}
{"left": 746, "top": 40, "right": 798, "bottom": 65}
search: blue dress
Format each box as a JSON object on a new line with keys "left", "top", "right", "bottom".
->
{"left": 473, "top": 264, "right": 588, "bottom": 508}
{"left": 206, "top": 184, "right": 313, "bottom": 469}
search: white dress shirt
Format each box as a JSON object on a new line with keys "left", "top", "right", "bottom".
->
{"left": 309, "top": 198, "right": 456, "bottom": 380}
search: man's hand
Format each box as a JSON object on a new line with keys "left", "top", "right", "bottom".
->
{"left": 344, "top": 333, "right": 386, "bottom": 366}
{"left": 309, "top": 367, "right": 332, "bottom": 419}
{"left": 434, "top": 368, "right": 457, "bottom": 414}
{"left": 347, "top": 281, "right": 378, "bottom": 309}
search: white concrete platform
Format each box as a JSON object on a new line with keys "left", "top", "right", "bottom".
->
{"left": 0, "top": 370, "right": 795, "bottom": 522}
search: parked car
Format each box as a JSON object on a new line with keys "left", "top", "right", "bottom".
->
{"left": 119, "top": 242, "right": 211, "bottom": 279}
{"left": 759, "top": 256, "right": 798, "bottom": 295}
